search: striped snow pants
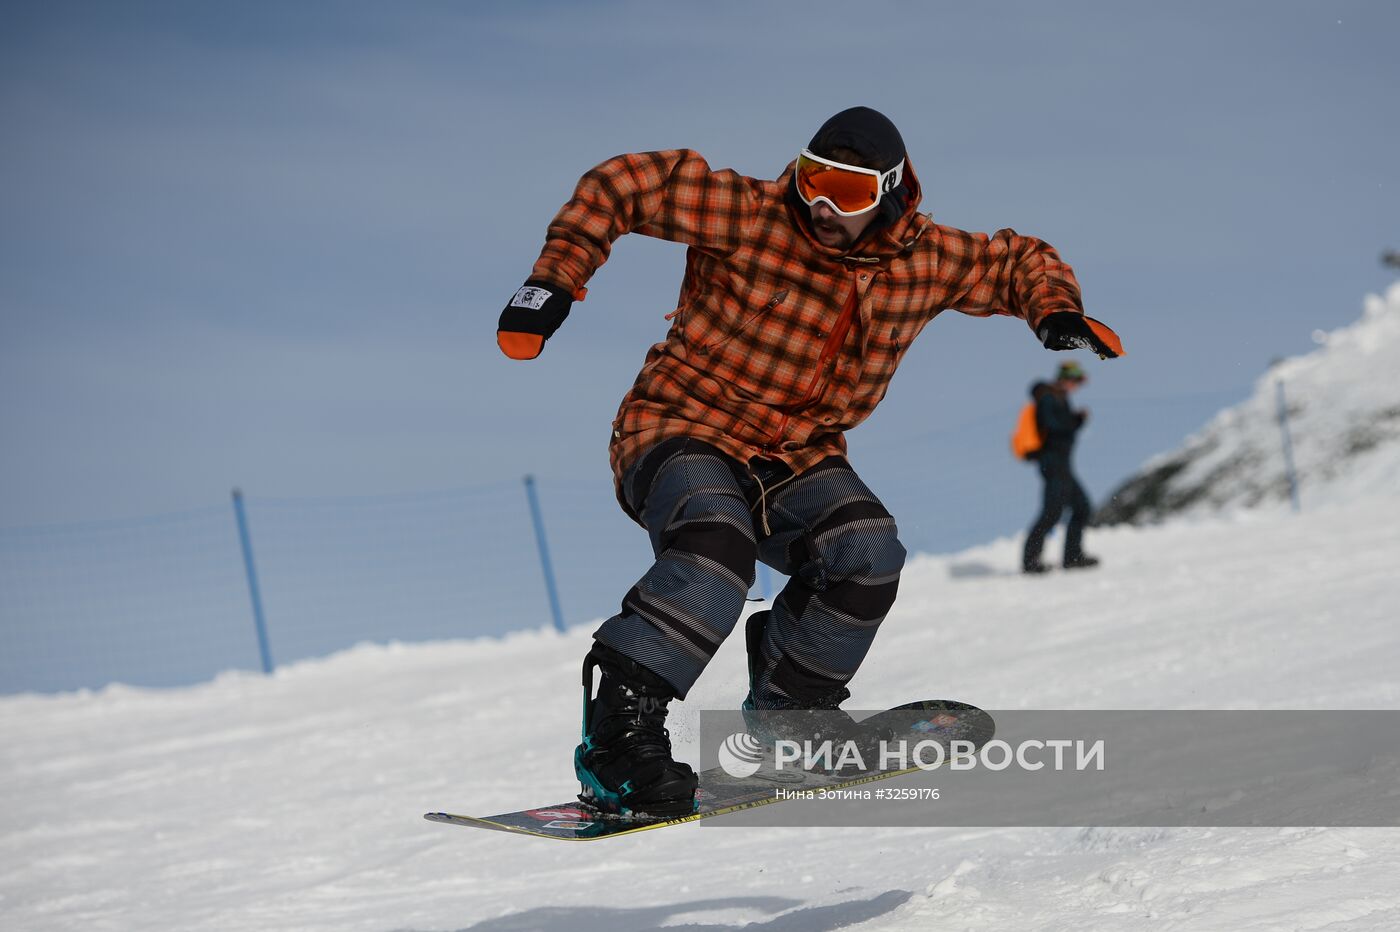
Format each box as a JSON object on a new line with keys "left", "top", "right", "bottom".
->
{"left": 594, "top": 439, "right": 906, "bottom": 701}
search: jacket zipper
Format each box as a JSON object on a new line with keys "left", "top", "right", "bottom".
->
{"left": 768, "top": 271, "right": 861, "bottom": 451}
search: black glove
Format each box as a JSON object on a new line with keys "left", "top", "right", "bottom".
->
{"left": 497, "top": 280, "right": 575, "bottom": 360}
{"left": 1037, "top": 312, "right": 1124, "bottom": 359}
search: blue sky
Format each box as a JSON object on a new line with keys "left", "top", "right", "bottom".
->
{"left": 3, "top": 0, "right": 1397, "bottom": 554}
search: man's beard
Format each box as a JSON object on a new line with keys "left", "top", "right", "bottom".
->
{"left": 812, "top": 217, "right": 853, "bottom": 249}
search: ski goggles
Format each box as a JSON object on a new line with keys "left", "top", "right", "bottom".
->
{"left": 794, "top": 148, "right": 905, "bottom": 217}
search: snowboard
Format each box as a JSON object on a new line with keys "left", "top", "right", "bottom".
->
{"left": 424, "top": 699, "right": 993, "bottom": 841}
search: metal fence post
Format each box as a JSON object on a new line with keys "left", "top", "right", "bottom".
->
{"left": 232, "top": 488, "right": 275, "bottom": 673}
{"left": 1274, "top": 380, "right": 1301, "bottom": 513}
{"left": 523, "top": 475, "right": 566, "bottom": 633}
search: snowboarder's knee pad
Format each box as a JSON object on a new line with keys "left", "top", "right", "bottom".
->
{"left": 824, "top": 528, "right": 906, "bottom": 581}
{"left": 657, "top": 510, "right": 758, "bottom": 588}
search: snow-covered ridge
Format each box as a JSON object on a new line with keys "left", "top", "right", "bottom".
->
{"left": 1098, "top": 282, "right": 1400, "bottom": 524}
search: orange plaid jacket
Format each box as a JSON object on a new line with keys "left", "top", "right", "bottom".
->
{"left": 529, "top": 149, "right": 1086, "bottom": 497}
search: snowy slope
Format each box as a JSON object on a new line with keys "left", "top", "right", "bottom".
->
{"left": 1098, "top": 283, "right": 1400, "bottom": 524}
{"left": 3, "top": 488, "right": 1399, "bottom": 931}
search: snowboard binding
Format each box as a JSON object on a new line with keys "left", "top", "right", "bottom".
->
{"left": 574, "top": 644, "right": 699, "bottom": 820}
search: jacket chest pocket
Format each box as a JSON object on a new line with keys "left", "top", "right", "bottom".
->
{"left": 677, "top": 286, "right": 789, "bottom": 355}
{"left": 846, "top": 322, "right": 909, "bottom": 409}
{"left": 864, "top": 324, "right": 906, "bottom": 374}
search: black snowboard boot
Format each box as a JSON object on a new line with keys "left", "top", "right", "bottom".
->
{"left": 743, "top": 609, "right": 850, "bottom": 713}
{"left": 741, "top": 610, "right": 891, "bottom": 763}
{"left": 574, "top": 643, "right": 698, "bottom": 818}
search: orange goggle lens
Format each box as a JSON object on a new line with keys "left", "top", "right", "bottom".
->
{"left": 795, "top": 152, "right": 887, "bottom": 216}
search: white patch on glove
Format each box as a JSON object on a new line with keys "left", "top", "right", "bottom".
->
{"left": 510, "top": 286, "right": 552, "bottom": 310}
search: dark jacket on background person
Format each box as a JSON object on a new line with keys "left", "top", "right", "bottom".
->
{"left": 1030, "top": 381, "right": 1087, "bottom": 460}
{"left": 1023, "top": 380, "right": 1093, "bottom": 570}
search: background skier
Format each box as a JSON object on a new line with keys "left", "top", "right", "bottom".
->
{"left": 1021, "top": 360, "right": 1099, "bottom": 573}
{"left": 497, "top": 106, "right": 1123, "bottom": 817}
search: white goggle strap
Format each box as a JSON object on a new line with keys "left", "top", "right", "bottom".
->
{"left": 878, "top": 159, "right": 905, "bottom": 196}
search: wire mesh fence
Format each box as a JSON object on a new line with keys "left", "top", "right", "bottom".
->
{"left": 0, "top": 478, "right": 655, "bottom": 695}
{"left": 1, "top": 506, "right": 260, "bottom": 693}
{"left": 2, "top": 393, "right": 1219, "bottom": 695}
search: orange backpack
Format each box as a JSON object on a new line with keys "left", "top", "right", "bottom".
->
{"left": 1010, "top": 401, "right": 1043, "bottom": 460}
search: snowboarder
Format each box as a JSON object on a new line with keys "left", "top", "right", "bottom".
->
{"left": 497, "top": 106, "right": 1122, "bottom": 817}
{"left": 1021, "top": 360, "right": 1099, "bottom": 574}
